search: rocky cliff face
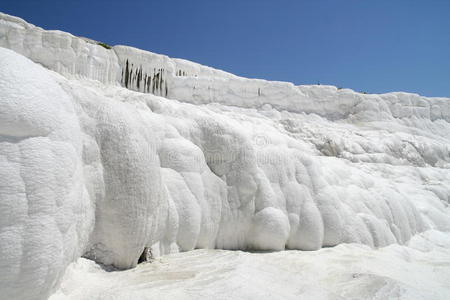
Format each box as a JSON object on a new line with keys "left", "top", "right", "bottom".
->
{"left": 0, "top": 12, "right": 449, "bottom": 300}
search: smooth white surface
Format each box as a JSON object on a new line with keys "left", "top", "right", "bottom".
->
{"left": 1, "top": 12, "right": 450, "bottom": 300}
{"left": 50, "top": 230, "right": 450, "bottom": 300}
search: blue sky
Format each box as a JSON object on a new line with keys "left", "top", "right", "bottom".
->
{"left": 2, "top": 0, "right": 450, "bottom": 97}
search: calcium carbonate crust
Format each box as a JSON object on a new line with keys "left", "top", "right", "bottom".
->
{"left": 0, "top": 12, "right": 450, "bottom": 300}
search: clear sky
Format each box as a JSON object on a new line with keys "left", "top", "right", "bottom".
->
{"left": 2, "top": 0, "right": 450, "bottom": 97}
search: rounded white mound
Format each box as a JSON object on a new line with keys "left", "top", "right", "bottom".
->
{"left": 0, "top": 47, "right": 93, "bottom": 300}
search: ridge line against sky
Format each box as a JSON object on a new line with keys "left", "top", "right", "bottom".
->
{"left": 1, "top": 0, "right": 450, "bottom": 97}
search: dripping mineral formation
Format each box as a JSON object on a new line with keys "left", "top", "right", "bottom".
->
{"left": 0, "top": 12, "right": 449, "bottom": 300}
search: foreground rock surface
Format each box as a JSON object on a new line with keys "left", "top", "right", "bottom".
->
{"left": 51, "top": 231, "right": 450, "bottom": 300}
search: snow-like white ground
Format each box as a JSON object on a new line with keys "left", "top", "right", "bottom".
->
{"left": 1, "top": 12, "right": 450, "bottom": 300}
{"left": 51, "top": 230, "right": 450, "bottom": 300}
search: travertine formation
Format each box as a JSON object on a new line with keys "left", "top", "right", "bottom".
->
{"left": 0, "top": 12, "right": 449, "bottom": 300}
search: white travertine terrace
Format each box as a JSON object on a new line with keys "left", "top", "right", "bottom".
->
{"left": 0, "top": 12, "right": 449, "bottom": 300}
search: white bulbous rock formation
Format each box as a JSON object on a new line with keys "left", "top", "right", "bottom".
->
{"left": 0, "top": 12, "right": 449, "bottom": 300}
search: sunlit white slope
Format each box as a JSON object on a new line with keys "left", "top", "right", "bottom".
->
{"left": 0, "top": 11, "right": 450, "bottom": 300}
{"left": 50, "top": 231, "right": 450, "bottom": 300}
